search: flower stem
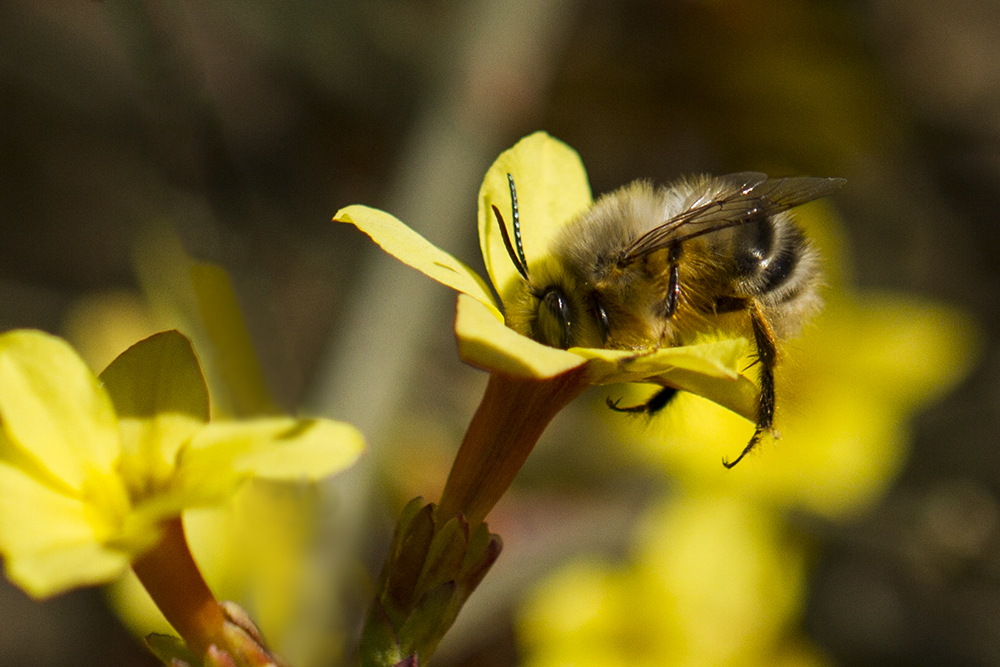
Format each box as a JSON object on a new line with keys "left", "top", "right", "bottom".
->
{"left": 438, "top": 369, "right": 587, "bottom": 526}
{"left": 131, "top": 517, "right": 226, "bottom": 657}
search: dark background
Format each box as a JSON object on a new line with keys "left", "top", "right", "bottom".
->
{"left": 2, "top": 1, "right": 999, "bottom": 665}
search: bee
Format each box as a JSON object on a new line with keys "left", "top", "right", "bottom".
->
{"left": 491, "top": 171, "right": 845, "bottom": 467}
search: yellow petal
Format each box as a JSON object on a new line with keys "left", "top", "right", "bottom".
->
{"left": 654, "top": 365, "right": 759, "bottom": 424}
{"left": 190, "top": 263, "right": 282, "bottom": 417}
{"left": 574, "top": 338, "right": 746, "bottom": 383}
{"left": 478, "top": 132, "right": 592, "bottom": 305}
{"left": 0, "top": 461, "right": 95, "bottom": 555}
{"left": 228, "top": 419, "right": 364, "bottom": 481}
{"left": 454, "top": 294, "right": 585, "bottom": 378}
{"left": 757, "top": 385, "right": 907, "bottom": 516}
{"left": 335, "top": 205, "right": 501, "bottom": 317}
{"left": 825, "top": 295, "right": 980, "bottom": 409}
{"left": 100, "top": 331, "right": 209, "bottom": 490}
{"left": 635, "top": 493, "right": 805, "bottom": 662}
{"left": 0, "top": 461, "right": 130, "bottom": 598}
{"left": 6, "top": 541, "right": 129, "bottom": 599}
{"left": 105, "top": 569, "right": 178, "bottom": 639}
{"left": 574, "top": 339, "right": 758, "bottom": 421}
{"left": 454, "top": 295, "right": 757, "bottom": 419}
{"left": 625, "top": 292, "right": 980, "bottom": 517}
{"left": 175, "top": 418, "right": 364, "bottom": 505}
{"left": 0, "top": 330, "right": 119, "bottom": 491}
{"left": 518, "top": 559, "right": 628, "bottom": 664}
{"left": 518, "top": 494, "right": 810, "bottom": 667}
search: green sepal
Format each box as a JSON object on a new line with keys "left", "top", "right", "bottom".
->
{"left": 384, "top": 502, "right": 435, "bottom": 623}
{"left": 397, "top": 580, "right": 457, "bottom": 660}
{"left": 359, "top": 599, "right": 404, "bottom": 667}
{"left": 413, "top": 515, "right": 468, "bottom": 596}
{"left": 460, "top": 523, "right": 502, "bottom": 591}
{"left": 425, "top": 532, "right": 502, "bottom": 659}
{"left": 462, "top": 521, "right": 491, "bottom": 571}
{"left": 360, "top": 498, "right": 503, "bottom": 666}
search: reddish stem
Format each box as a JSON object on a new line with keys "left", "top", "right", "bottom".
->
{"left": 438, "top": 369, "right": 587, "bottom": 526}
{"left": 131, "top": 517, "right": 226, "bottom": 657}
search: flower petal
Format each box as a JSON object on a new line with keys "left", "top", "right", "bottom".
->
{"left": 335, "top": 205, "right": 501, "bottom": 316}
{"left": 0, "top": 330, "right": 119, "bottom": 491}
{"left": 174, "top": 418, "right": 364, "bottom": 505}
{"left": 826, "top": 295, "right": 980, "bottom": 409}
{"left": 478, "top": 132, "right": 592, "bottom": 305}
{"left": 574, "top": 338, "right": 759, "bottom": 421}
{"left": 625, "top": 291, "right": 981, "bottom": 517}
{"left": 100, "top": 331, "right": 209, "bottom": 490}
{"left": 6, "top": 541, "right": 129, "bottom": 599}
{"left": 653, "top": 365, "right": 759, "bottom": 423}
{"left": 0, "top": 461, "right": 94, "bottom": 555}
{"left": 0, "top": 461, "right": 129, "bottom": 597}
{"left": 228, "top": 419, "right": 365, "bottom": 481}
{"left": 574, "top": 339, "right": 748, "bottom": 383}
{"left": 454, "top": 294, "right": 585, "bottom": 378}
{"left": 635, "top": 493, "right": 806, "bottom": 661}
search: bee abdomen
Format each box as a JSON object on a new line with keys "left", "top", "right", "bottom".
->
{"left": 731, "top": 215, "right": 815, "bottom": 305}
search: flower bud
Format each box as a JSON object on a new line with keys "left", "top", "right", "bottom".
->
{"left": 360, "top": 498, "right": 502, "bottom": 666}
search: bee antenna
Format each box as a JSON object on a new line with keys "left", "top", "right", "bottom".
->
{"left": 491, "top": 174, "right": 530, "bottom": 281}
{"left": 492, "top": 204, "right": 528, "bottom": 280}
{"left": 507, "top": 173, "right": 529, "bottom": 275}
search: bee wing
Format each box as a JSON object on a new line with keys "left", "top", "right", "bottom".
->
{"left": 622, "top": 172, "right": 845, "bottom": 262}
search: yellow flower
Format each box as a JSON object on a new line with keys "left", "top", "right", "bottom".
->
{"left": 335, "top": 131, "right": 758, "bottom": 420}
{"left": 335, "top": 132, "right": 760, "bottom": 527}
{"left": 0, "top": 329, "right": 364, "bottom": 599}
{"left": 619, "top": 206, "right": 980, "bottom": 517}
{"left": 65, "top": 257, "right": 352, "bottom": 663}
{"left": 518, "top": 492, "right": 823, "bottom": 667}
{"left": 108, "top": 481, "right": 345, "bottom": 667}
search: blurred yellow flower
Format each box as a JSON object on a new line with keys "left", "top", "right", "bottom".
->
{"left": 59, "top": 259, "right": 355, "bottom": 664}
{"left": 519, "top": 493, "right": 824, "bottom": 667}
{"left": 108, "top": 480, "right": 346, "bottom": 667}
{"left": 0, "top": 329, "right": 364, "bottom": 599}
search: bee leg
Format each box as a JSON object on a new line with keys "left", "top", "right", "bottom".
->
{"left": 607, "top": 386, "right": 679, "bottom": 415}
{"left": 658, "top": 244, "right": 683, "bottom": 319}
{"left": 723, "top": 302, "right": 777, "bottom": 469}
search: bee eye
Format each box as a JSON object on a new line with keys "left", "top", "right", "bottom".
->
{"left": 536, "top": 287, "right": 573, "bottom": 349}
{"left": 594, "top": 298, "right": 610, "bottom": 343}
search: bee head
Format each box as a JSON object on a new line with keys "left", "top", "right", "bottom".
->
{"left": 529, "top": 271, "right": 610, "bottom": 350}
{"left": 493, "top": 172, "right": 611, "bottom": 350}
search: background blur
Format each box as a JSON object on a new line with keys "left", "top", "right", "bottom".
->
{"left": 2, "top": 0, "right": 1000, "bottom": 665}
